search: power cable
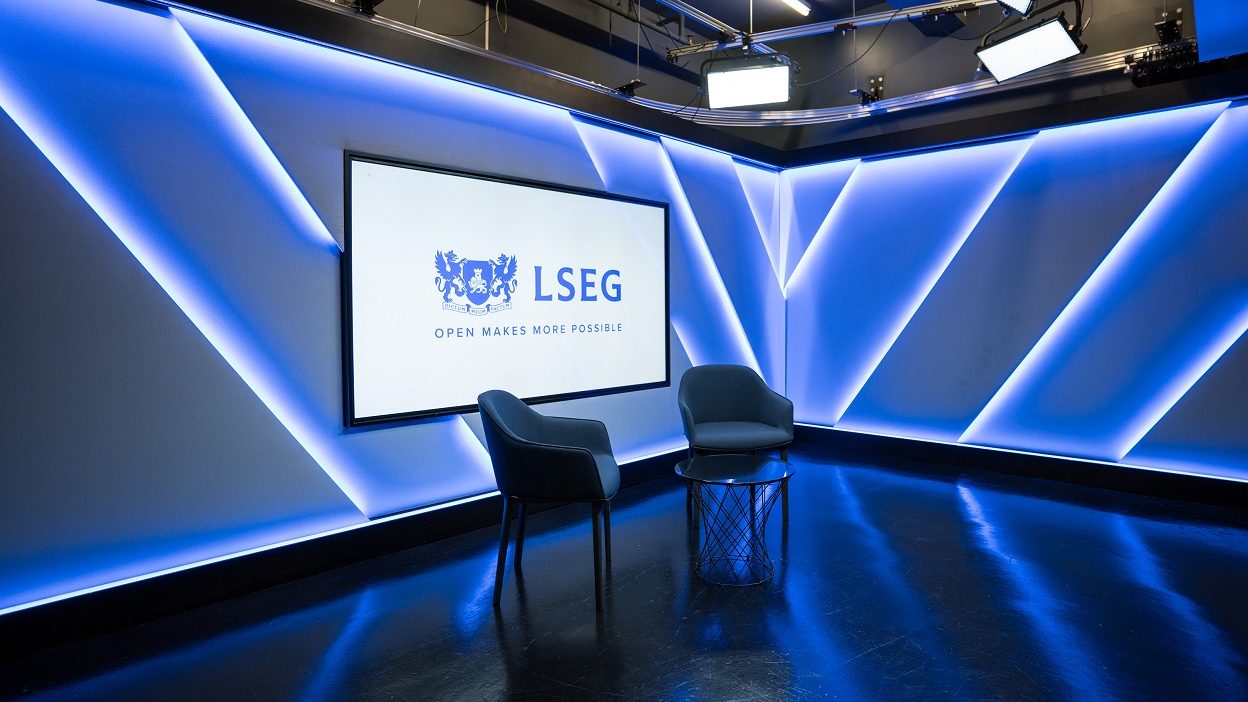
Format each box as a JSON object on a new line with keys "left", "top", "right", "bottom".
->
{"left": 796, "top": 8, "right": 902, "bottom": 87}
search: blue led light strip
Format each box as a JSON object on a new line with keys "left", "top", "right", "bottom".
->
{"left": 0, "top": 491, "right": 497, "bottom": 618}
{"left": 798, "top": 422, "right": 1248, "bottom": 484}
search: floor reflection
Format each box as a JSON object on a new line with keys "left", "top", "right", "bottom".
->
{"left": 3, "top": 450, "right": 1247, "bottom": 701}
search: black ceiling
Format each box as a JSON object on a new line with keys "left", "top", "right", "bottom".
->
{"left": 178, "top": 0, "right": 1248, "bottom": 167}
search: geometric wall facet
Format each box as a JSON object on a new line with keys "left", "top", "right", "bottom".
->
{"left": 841, "top": 102, "right": 1228, "bottom": 441}
{"left": 664, "top": 138, "right": 784, "bottom": 386}
{"left": 0, "top": 107, "right": 362, "bottom": 612}
{"left": 786, "top": 136, "right": 1033, "bottom": 426}
{"left": 962, "top": 101, "right": 1248, "bottom": 461}
{"left": 780, "top": 159, "right": 860, "bottom": 284}
{"left": 1126, "top": 334, "right": 1248, "bottom": 481}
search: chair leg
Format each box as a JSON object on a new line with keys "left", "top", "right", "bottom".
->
{"left": 750, "top": 484, "right": 758, "bottom": 539}
{"left": 493, "top": 497, "right": 513, "bottom": 607}
{"left": 513, "top": 502, "right": 527, "bottom": 568}
{"left": 781, "top": 446, "right": 789, "bottom": 461}
{"left": 782, "top": 479, "right": 790, "bottom": 526}
{"left": 594, "top": 499, "right": 604, "bottom": 609}
{"left": 604, "top": 500, "right": 612, "bottom": 564}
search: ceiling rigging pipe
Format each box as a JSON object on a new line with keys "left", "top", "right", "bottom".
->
{"left": 667, "top": 0, "right": 999, "bottom": 58}
{"left": 652, "top": 0, "right": 779, "bottom": 54}
{"left": 579, "top": 0, "right": 686, "bottom": 41}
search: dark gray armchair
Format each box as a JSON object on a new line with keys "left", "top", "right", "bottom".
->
{"left": 678, "top": 364, "right": 794, "bottom": 458}
{"left": 678, "top": 365, "right": 794, "bottom": 522}
{"left": 478, "top": 390, "right": 619, "bottom": 611}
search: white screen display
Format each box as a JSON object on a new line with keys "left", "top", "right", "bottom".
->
{"left": 345, "top": 156, "right": 670, "bottom": 425}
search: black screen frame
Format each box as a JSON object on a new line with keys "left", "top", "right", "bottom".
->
{"left": 342, "top": 151, "right": 672, "bottom": 427}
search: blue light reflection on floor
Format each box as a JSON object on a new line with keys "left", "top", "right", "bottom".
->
{"left": 957, "top": 484, "right": 1115, "bottom": 700}
{"left": 9, "top": 451, "right": 1246, "bottom": 700}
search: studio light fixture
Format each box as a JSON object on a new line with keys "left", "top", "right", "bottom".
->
{"left": 996, "top": 0, "right": 1035, "bottom": 14}
{"left": 976, "top": 15, "right": 1085, "bottom": 82}
{"left": 781, "top": 0, "right": 812, "bottom": 17}
{"left": 704, "top": 54, "right": 792, "bottom": 109}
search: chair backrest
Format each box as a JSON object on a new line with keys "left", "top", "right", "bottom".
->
{"left": 678, "top": 364, "right": 769, "bottom": 424}
{"left": 477, "top": 390, "right": 542, "bottom": 497}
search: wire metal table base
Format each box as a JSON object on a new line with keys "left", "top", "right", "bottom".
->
{"left": 688, "top": 478, "right": 789, "bottom": 585}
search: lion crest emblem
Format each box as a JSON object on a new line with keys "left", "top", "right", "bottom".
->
{"left": 434, "top": 250, "right": 518, "bottom": 315}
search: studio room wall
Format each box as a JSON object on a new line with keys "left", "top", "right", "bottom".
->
{"left": 0, "top": 0, "right": 780, "bottom": 612}
{"left": 2, "top": 0, "right": 1245, "bottom": 616}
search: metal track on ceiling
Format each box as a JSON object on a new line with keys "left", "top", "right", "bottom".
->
{"left": 211, "top": 0, "right": 1151, "bottom": 129}
{"left": 666, "top": 0, "right": 1003, "bottom": 59}
{"left": 640, "top": 44, "right": 1152, "bottom": 127}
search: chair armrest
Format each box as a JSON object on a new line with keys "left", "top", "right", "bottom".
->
{"left": 540, "top": 415, "right": 613, "bottom": 456}
{"left": 678, "top": 400, "right": 696, "bottom": 440}
{"left": 758, "top": 388, "right": 794, "bottom": 435}
{"left": 506, "top": 440, "right": 610, "bottom": 499}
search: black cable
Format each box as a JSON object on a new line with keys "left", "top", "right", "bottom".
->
{"left": 945, "top": 13, "right": 1013, "bottom": 42}
{"left": 668, "top": 86, "right": 703, "bottom": 116}
{"left": 670, "top": 47, "right": 722, "bottom": 117}
{"left": 423, "top": 13, "right": 499, "bottom": 37}
{"left": 796, "top": 9, "right": 902, "bottom": 87}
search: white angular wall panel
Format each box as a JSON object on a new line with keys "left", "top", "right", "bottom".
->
{"left": 779, "top": 159, "right": 859, "bottom": 284}
{"left": 786, "top": 137, "right": 1032, "bottom": 426}
{"left": 664, "top": 138, "right": 785, "bottom": 388}
{"left": 0, "top": 109, "right": 361, "bottom": 611}
{"left": 841, "top": 103, "right": 1225, "bottom": 441}
{"left": 963, "top": 102, "right": 1248, "bottom": 461}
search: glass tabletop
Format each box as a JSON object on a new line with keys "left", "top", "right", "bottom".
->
{"left": 675, "top": 453, "right": 794, "bottom": 486}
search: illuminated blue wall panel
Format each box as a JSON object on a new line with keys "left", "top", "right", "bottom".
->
{"left": 779, "top": 159, "right": 860, "bottom": 284}
{"left": 962, "top": 102, "right": 1248, "bottom": 461}
{"left": 572, "top": 118, "right": 763, "bottom": 375}
{"left": 1125, "top": 334, "right": 1248, "bottom": 481}
{"left": 0, "top": 0, "right": 473, "bottom": 520}
{"left": 0, "top": 0, "right": 771, "bottom": 611}
{"left": 180, "top": 8, "right": 695, "bottom": 467}
{"left": 663, "top": 139, "right": 784, "bottom": 387}
{"left": 5, "top": 0, "right": 1248, "bottom": 620}
{"left": 0, "top": 108, "right": 361, "bottom": 612}
{"left": 786, "top": 137, "right": 1032, "bottom": 425}
{"left": 840, "top": 104, "right": 1226, "bottom": 441}
{"left": 173, "top": 8, "right": 605, "bottom": 246}
{"left": 733, "top": 160, "right": 784, "bottom": 288}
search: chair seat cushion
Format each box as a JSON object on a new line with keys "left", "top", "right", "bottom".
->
{"left": 689, "top": 421, "right": 793, "bottom": 451}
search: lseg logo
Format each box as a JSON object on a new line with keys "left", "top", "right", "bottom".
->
{"left": 434, "top": 250, "right": 622, "bottom": 315}
{"left": 434, "top": 251, "right": 519, "bottom": 315}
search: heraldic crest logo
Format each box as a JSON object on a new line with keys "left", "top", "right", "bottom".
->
{"left": 434, "top": 250, "right": 519, "bottom": 315}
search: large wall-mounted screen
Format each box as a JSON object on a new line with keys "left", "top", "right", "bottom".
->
{"left": 343, "top": 154, "right": 670, "bottom": 426}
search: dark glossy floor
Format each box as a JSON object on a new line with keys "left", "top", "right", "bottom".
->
{"left": 4, "top": 449, "right": 1248, "bottom": 701}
